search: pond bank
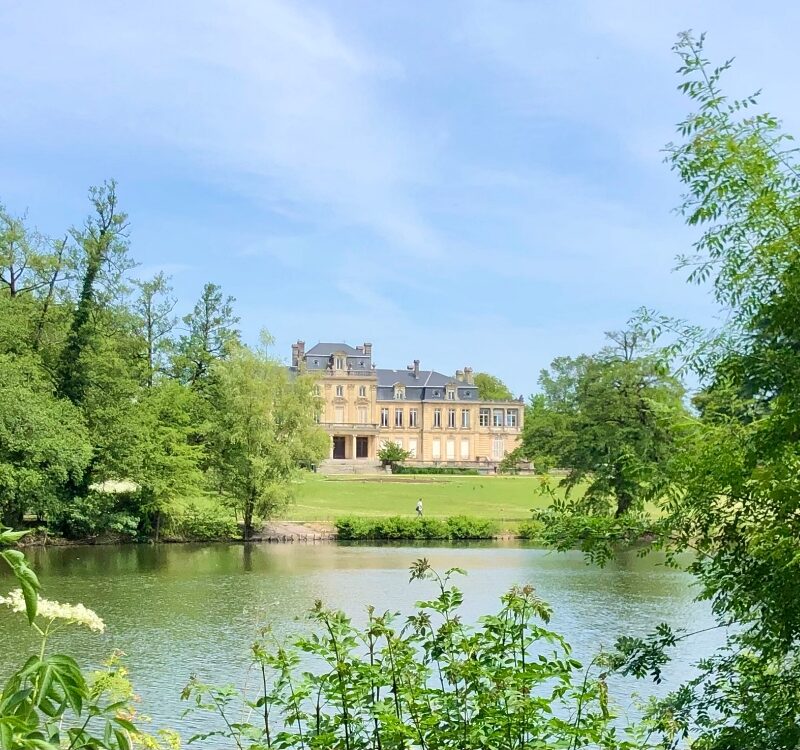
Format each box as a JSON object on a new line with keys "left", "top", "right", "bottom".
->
{"left": 15, "top": 518, "right": 530, "bottom": 546}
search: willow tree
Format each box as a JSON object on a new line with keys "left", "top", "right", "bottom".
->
{"left": 209, "top": 340, "right": 328, "bottom": 539}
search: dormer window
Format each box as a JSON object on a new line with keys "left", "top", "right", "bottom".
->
{"left": 394, "top": 385, "right": 405, "bottom": 400}
{"left": 335, "top": 356, "right": 345, "bottom": 370}
{"left": 446, "top": 387, "right": 456, "bottom": 400}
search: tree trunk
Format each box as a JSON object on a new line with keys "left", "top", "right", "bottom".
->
{"left": 614, "top": 486, "right": 634, "bottom": 517}
{"left": 243, "top": 499, "right": 254, "bottom": 541}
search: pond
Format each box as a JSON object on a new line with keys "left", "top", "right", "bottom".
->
{"left": 0, "top": 541, "right": 720, "bottom": 737}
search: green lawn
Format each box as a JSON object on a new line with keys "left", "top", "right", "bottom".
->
{"left": 284, "top": 473, "right": 577, "bottom": 526}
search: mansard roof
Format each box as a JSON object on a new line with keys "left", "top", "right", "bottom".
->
{"left": 306, "top": 342, "right": 362, "bottom": 357}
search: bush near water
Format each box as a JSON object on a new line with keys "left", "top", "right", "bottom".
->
{"left": 335, "top": 514, "right": 497, "bottom": 540}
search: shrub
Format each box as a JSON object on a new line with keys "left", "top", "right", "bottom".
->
{"left": 335, "top": 515, "right": 495, "bottom": 540}
{"left": 53, "top": 491, "right": 141, "bottom": 540}
{"left": 446, "top": 514, "right": 497, "bottom": 539}
{"left": 517, "top": 519, "right": 544, "bottom": 540}
{"left": 165, "top": 503, "right": 239, "bottom": 541}
{"left": 377, "top": 441, "right": 410, "bottom": 467}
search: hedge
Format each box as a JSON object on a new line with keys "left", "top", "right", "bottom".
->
{"left": 335, "top": 515, "right": 497, "bottom": 540}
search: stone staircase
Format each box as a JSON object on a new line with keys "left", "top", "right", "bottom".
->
{"left": 318, "top": 459, "right": 385, "bottom": 475}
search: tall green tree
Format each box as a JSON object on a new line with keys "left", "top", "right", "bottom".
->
{"left": 174, "top": 282, "right": 239, "bottom": 389}
{"left": 209, "top": 340, "right": 328, "bottom": 539}
{"left": 520, "top": 349, "right": 685, "bottom": 516}
{"left": 473, "top": 372, "right": 514, "bottom": 400}
{"left": 133, "top": 272, "right": 177, "bottom": 387}
{"left": 56, "top": 181, "right": 131, "bottom": 405}
{"left": 132, "top": 379, "right": 204, "bottom": 539}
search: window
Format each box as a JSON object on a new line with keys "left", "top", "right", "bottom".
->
{"left": 493, "top": 409, "right": 504, "bottom": 427}
{"left": 380, "top": 408, "right": 389, "bottom": 427}
{"left": 506, "top": 409, "right": 518, "bottom": 428}
{"left": 461, "top": 409, "right": 470, "bottom": 428}
{"left": 409, "top": 409, "right": 418, "bottom": 428}
{"left": 433, "top": 408, "right": 441, "bottom": 428}
{"left": 395, "top": 408, "right": 403, "bottom": 427}
{"left": 408, "top": 438, "right": 417, "bottom": 458}
{"left": 446, "top": 439, "right": 455, "bottom": 460}
{"left": 314, "top": 385, "right": 321, "bottom": 396}
{"left": 447, "top": 409, "right": 456, "bottom": 428}
{"left": 358, "top": 406, "right": 368, "bottom": 424}
{"left": 358, "top": 385, "right": 367, "bottom": 398}
{"left": 492, "top": 436, "right": 505, "bottom": 460}
{"left": 446, "top": 388, "right": 456, "bottom": 400}
{"left": 432, "top": 438, "right": 441, "bottom": 460}
{"left": 460, "top": 438, "right": 470, "bottom": 460}
{"left": 335, "top": 406, "right": 344, "bottom": 423}
{"left": 335, "top": 385, "right": 344, "bottom": 397}
{"left": 335, "top": 357, "right": 344, "bottom": 370}
{"left": 479, "top": 408, "right": 490, "bottom": 427}
{"left": 394, "top": 386, "right": 405, "bottom": 400}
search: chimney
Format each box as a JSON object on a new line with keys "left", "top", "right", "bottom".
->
{"left": 456, "top": 369, "right": 464, "bottom": 382}
{"left": 464, "top": 367, "right": 474, "bottom": 385}
{"left": 414, "top": 359, "right": 420, "bottom": 378}
{"left": 292, "top": 340, "right": 305, "bottom": 368}
{"left": 363, "top": 342, "right": 372, "bottom": 358}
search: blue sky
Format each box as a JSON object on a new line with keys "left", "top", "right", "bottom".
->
{"left": 2, "top": 1, "right": 798, "bottom": 393}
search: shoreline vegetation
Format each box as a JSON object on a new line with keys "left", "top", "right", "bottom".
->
{"left": 14, "top": 474, "right": 563, "bottom": 545}
{"left": 14, "top": 515, "right": 545, "bottom": 546}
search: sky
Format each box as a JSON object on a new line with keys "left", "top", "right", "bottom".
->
{"left": 2, "top": 1, "right": 799, "bottom": 394}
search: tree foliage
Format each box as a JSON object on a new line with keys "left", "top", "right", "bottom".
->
{"left": 517, "top": 348, "right": 686, "bottom": 516}
{"left": 377, "top": 440, "right": 410, "bottom": 468}
{"left": 541, "top": 33, "right": 800, "bottom": 749}
{"left": 209, "top": 342, "right": 328, "bottom": 538}
{"left": 0, "top": 184, "right": 322, "bottom": 539}
{"left": 473, "top": 371, "right": 514, "bottom": 400}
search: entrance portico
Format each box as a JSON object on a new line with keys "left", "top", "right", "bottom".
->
{"left": 329, "top": 431, "right": 376, "bottom": 460}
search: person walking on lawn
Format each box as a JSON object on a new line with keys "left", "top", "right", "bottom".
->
{"left": 416, "top": 498, "right": 423, "bottom": 517}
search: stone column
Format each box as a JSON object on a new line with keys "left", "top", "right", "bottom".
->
{"left": 352, "top": 434, "right": 358, "bottom": 459}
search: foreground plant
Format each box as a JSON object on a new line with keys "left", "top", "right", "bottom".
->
{"left": 183, "top": 558, "right": 649, "bottom": 750}
{"left": 0, "top": 525, "right": 177, "bottom": 750}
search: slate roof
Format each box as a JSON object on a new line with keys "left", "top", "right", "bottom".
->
{"left": 306, "top": 342, "right": 362, "bottom": 357}
{"left": 375, "top": 369, "right": 479, "bottom": 401}
{"left": 297, "top": 341, "right": 511, "bottom": 402}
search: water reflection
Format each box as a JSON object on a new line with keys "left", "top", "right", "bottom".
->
{"left": 0, "top": 542, "right": 719, "bottom": 734}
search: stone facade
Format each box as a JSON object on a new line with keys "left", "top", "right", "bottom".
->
{"left": 290, "top": 341, "right": 524, "bottom": 468}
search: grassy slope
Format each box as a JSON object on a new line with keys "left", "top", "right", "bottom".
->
{"left": 285, "top": 473, "right": 575, "bottom": 525}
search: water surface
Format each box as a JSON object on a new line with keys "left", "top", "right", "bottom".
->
{"left": 0, "top": 542, "right": 719, "bottom": 735}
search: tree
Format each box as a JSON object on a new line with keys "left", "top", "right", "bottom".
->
{"left": 377, "top": 440, "right": 410, "bottom": 469}
{"left": 473, "top": 372, "right": 514, "bottom": 401}
{"left": 133, "top": 273, "right": 177, "bottom": 387}
{"left": 174, "top": 282, "right": 239, "bottom": 388}
{"left": 56, "top": 181, "right": 131, "bottom": 405}
{"left": 521, "top": 349, "right": 685, "bottom": 517}
{"left": 633, "top": 33, "right": 800, "bottom": 746}
{"left": 0, "top": 354, "right": 91, "bottom": 526}
{"left": 132, "top": 379, "right": 204, "bottom": 540}
{"left": 209, "top": 340, "right": 328, "bottom": 539}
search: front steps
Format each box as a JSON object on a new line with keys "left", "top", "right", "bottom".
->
{"left": 318, "top": 459, "right": 385, "bottom": 475}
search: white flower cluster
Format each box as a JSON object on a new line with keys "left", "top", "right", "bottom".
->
{"left": 0, "top": 589, "right": 106, "bottom": 632}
